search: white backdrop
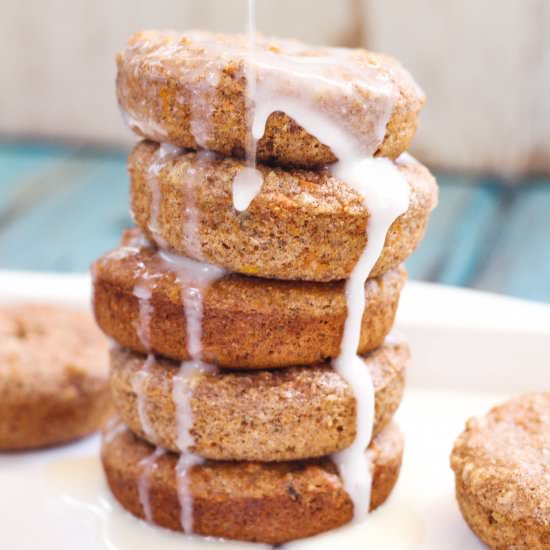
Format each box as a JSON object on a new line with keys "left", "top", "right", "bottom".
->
{"left": 2, "top": 0, "right": 549, "bottom": 176}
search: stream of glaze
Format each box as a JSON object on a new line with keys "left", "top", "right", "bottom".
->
{"left": 146, "top": 144, "right": 182, "bottom": 248}
{"left": 228, "top": 0, "right": 411, "bottom": 523}
{"left": 231, "top": 0, "right": 263, "bottom": 211}
{"left": 134, "top": 156, "right": 224, "bottom": 534}
{"left": 158, "top": 251, "right": 223, "bottom": 533}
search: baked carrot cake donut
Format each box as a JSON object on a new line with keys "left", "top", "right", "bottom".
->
{"left": 116, "top": 30, "right": 425, "bottom": 167}
{"left": 102, "top": 421, "right": 403, "bottom": 544}
{"left": 451, "top": 393, "right": 550, "bottom": 550}
{"left": 93, "top": 231, "right": 406, "bottom": 368}
{"left": 129, "top": 141, "right": 437, "bottom": 282}
{"left": 109, "top": 340, "right": 407, "bottom": 461}
{"left": 0, "top": 304, "right": 111, "bottom": 450}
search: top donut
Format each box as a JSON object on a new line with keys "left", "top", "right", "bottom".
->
{"left": 116, "top": 30, "right": 426, "bottom": 168}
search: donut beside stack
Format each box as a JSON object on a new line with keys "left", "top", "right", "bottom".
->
{"left": 92, "top": 30, "right": 438, "bottom": 544}
{"left": 451, "top": 393, "right": 550, "bottom": 550}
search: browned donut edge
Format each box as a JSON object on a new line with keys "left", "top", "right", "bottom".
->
{"left": 102, "top": 422, "right": 403, "bottom": 544}
{"left": 93, "top": 236, "right": 406, "bottom": 368}
{"left": 109, "top": 341, "right": 408, "bottom": 460}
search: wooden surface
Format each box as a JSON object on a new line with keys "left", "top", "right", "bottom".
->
{"left": 0, "top": 142, "right": 549, "bottom": 304}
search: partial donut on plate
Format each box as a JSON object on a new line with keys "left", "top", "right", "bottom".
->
{"left": 129, "top": 141, "right": 438, "bottom": 282}
{"left": 451, "top": 392, "right": 550, "bottom": 550}
{"left": 109, "top": 341, "right": 408, "bottom": 461}
{"left": 117, "top": 30, "right": 425, "bottom": 167}
{"left": 0, "top": 304, "right": 111, "bottom": 450}
{"left": 102, "top": 421, "right": 403, "bottom": 544}
{"left": 92, "top": 230, "right": 406, "bottom": 368}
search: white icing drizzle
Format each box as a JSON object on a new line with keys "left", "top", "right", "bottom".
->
{"left": 136, "top": 447, "right": 165, "bottom": 523}
{"left": 148, "top": 146, "right": 218, "bottom": 259}
{"left": 147, "top": 33, "right": 227, "bottom": 534}
{"left": 131, "top": 354, "right": 157, "bottom": 441}
{"left": 147, "top": 144, "right": 183, "bottom": 249}
{"left": 159, "top": 252, "right": 224, "bottom": 360}
{"left": 122, "top": 110, "right": 169, "bottom": 143}
{"left": 159, "top": 251, "right": 224, "bottom": 533}
{"left": 134, "top": 278, "right": 154, "bottom": 349}
{"left": 331, "top": 157, "right": 409, "bottom": 521}
{"left": 173, "top": 405, "right": 205, "bottom": 534}
{"left": 103, "top": 231, "right": 149, "bottom": 264}
{"left": 232, "top": 166, "right": 263, "bottom": 212}
{"left": 230, "top": 10, "right": 396, "bottom": 214}
{"left": 236, "top": 0, "right": 410, "bottom": 522}
{"left": 181, "top": 162, "right": 203, "bottom": 259}
{"left": 180, "top": 151, "right": 219, "bottom": 259}
{"left": 103, "top": 418, "right": 126, "bottom": 445}
{"left": 131, "top": 267, "right": 161, "bottom": 443}
{"left": 129, "top": 250, "right": 165, "bottom": 529}
{"left": 127, "top": 30, "right": 398, "bottom": 155}
{"left": 232, "top": 0, "right": 264, "bottom": 212}
{"left": 121, "top": 233, "right": 224, "bottom": 533}
{"left": 189, "top": 70, "right": 221, "bottom": 149}
{"left": 122, "top": 4, "right": 411, "bottom": 528}
{"left": 125, "top": 123, "right": 225, "bottom": 535}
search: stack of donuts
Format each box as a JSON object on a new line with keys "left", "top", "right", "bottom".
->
{"left": 92, "top": 30, "right": 438, "bottom": 544}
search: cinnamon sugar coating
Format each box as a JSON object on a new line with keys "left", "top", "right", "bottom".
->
{"left": 451, "top": 393, "right": 550, "bottom": 550}
{"left": 129, "top": 141, "right": 437, "bottom": 282}
{"left": 0, "top": 304, "right": 111, "bottom": 450}
{"left": 110, "top": 342, "right": 407, "bottom": 461}
{"left": 116, "top": 30, "right": 425, "bottom": 167}
{"left": 102, "top": 422, "right": 403, "bottom": 543}
{"left": 92, "top": 232, "right": 406, "bottom": 368}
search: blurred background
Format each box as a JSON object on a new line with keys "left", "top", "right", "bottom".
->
{"left": 1, "top": 0, "right": 549, "bottom": 302}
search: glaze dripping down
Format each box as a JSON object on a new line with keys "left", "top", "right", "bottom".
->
{"left": 146, "top": 144, "right": 183, "bottom": 249}
{"left": 124, "top": 0, "right": 411, "bottom": 529}
{"left": 128, "top": 228, "right": 224, "bottom": 533}
{"left": 233, "top": 0, "right": 410, "bottom": 522}
{"left": 232, "top": 0, "right": 264, "bottom": 212}
{"left": 331, "top": 158, "right": 409, "bottom": 520}
{"left": 159, "top": 251, "right": 224, "bottom": 533}
{"left": 137, "top": 447, "right": 165, "bottom": 523}
{"left": 230, "top": 38, "right": 397, "bottom": 211}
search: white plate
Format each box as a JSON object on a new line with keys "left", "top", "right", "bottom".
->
{"left": 1, "top": 270, "right": 549, "bottom": 550}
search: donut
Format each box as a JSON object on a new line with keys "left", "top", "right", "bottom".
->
{"left": 129, "top": 141, "right": 437, "bottom": 282}
{"left": 102, "top": 421, "right": 403, "bottom": 543}
{"left": 109, "top": 340, "right": 407, "bottom": 461}
{"left": 93, "top": 230, "right": 406, "bottom": 368}
{"left": 451, "top": 392, "right": 550, "bottom": 550}
{"left": 0, "top": 304, "right": 111, "bottom": 450}
{"left": 116, "top": 30, "right": 425, "bottom": 168}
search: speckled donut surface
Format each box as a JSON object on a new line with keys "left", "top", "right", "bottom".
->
{"left": 102, "top": 421, "right": 403, "bottom": 544}
{"left": 451, "top": 392, "right": 550, "bottom": 550}
{"left": 109, "top": 341, "right": 408, "bottom": 460}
